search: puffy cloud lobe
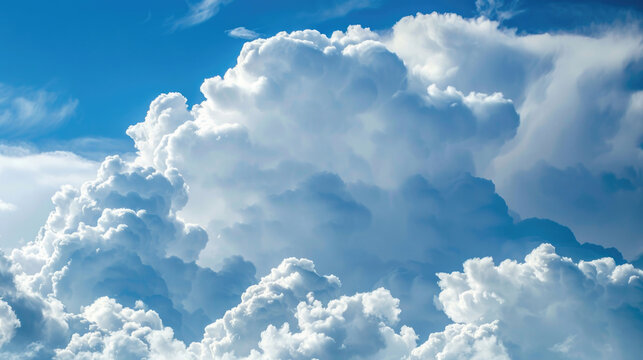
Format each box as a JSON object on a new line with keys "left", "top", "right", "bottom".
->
{"left": 436, "top": 243, "right": 643, "bottom": 359}
{"left": 130, "top": 25, "right": 518, "bottom": 192}
{"left": 189, "top": 257, "right": 342, "bottom": 358}
{"left": 10, "top": 156, "right": 256, "bottom": 344}
{"left": 55, "top": 245, "right": 642, "bottom": 359}
{"left": 0, "top": 299, "right": 19, "bottom": 348}
{"left": 53, "top": 256, "right": 508, "bottom": 359}
{"left": 409, "top": 321, "right": 509, "bottom": 360}
{"left": 0, "top": 252, "right": 70, "bottom": 358}
{"left": 55, "top": 297, "right": 189, "bottom": 360}
{"left": 388, "top": 12, "right": 643, "bottom": 255}
{"left": 0, "top": 145, "right": 97, "bottom": 251}
{"left": 127, "top": 45, "right": 624, "bottom": 334}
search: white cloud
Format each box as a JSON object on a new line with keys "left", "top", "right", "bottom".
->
{"left": 0, "top": 8, "right": 641, "bottom": 359}
{"left": 9, "top": 155, "right": 256, "bottom": 348}
{"left": 121, "top": 15, "right": 641, "bottom": 337}
{"left": 0, "top": 85, "right": 78, "bottom": 136}
{"left": 436, "top": 243, "right": 643, "bottom": 359}
{"left": 226, "top": 27, "right": 260, "bottom": 40}
{"left": 0, "top": 200, "right": 16, "bottom": 213}
{"left": 0, "top": 299, "right": 20, "bottom": 348}
{"left": 475, "top": 0, "right": 523, "bottom": 21}
{"left": 52, "top": 255, "right": 502, "bottom": 359}
{"left": 55, "top": 297, "right": 189, "bottom": 360}
{"left": 386, "top": 12, "right": 643, "bottom": 256}
{"left": 318, "top": 0, "right": 382, "bottom": 20}
{"left": 410, "top": 321, "right": 509, "bottom": 360}
{"left": 53, "top": 245, "right": 643, "bottom": 359}
{"left": 0, "top": 145, "right": 97, "bottom": 250}
{"left": 173, "top": 0, "right": 234, "bottom": 30}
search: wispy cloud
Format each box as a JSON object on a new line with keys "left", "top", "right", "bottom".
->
{"left": 226, "top": 26, "right": 260, "bottom": 40}
{"left": 318, "top": 0, "right": 382, "bottom": 20}
{"left": 475, "top": 0, "right": 524, "bottom": 21}
{"left": 173, "top": 0, "right": 234, "bottom": 30}
{"left": 0, "top": 84, "right": 78, "bottom": 137}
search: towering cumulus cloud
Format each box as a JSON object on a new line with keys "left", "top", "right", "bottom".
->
{"left": 0, "top": 9, "right": 641, "bottom": 360}
{"left": 6, "top": 156, "right": 255, "bottom": 357}
{"left": 388, "top": 13, "right": 643, "bottom": 255}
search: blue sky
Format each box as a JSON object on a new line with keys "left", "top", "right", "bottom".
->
{"left": 0, "top": 1, "right": 642, "bottom": 359}
{"left": 1, "top": 0, "right": 471, "bottom": 148}
{"left": 1, "top": 0, "right": 640, "bottom": 153}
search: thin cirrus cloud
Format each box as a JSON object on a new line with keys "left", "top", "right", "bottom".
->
{"left": 173, "top": 0, "right": 381, "bottom": 30}
{"left": 317, "top": 0, "right": 384, "bottom": 19}
{"left": 172, "top": 0, "right": 234, "bottom": 30}
{"left": 0, "top": 6, "right": 641, "bottom": 360}
{"left": 475, "top": 0, "right": 524, "bottom": 21}
{"left": 0, "top": 84, "right": 78, "bottom": 137}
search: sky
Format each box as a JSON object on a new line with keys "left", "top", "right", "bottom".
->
{"left": 0, "top": 0, "right": 642, "bottom": 359}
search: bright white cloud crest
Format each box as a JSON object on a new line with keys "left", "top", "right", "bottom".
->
{"left": 0, "top": 9, "right": 641, "bottom": 360}
{"left": 52, "top": 245, "right": 642, "bottom": 359}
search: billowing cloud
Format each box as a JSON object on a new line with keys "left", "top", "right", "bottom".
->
{"left": 0, "top": 299, "right": 20, "bottom": 348}
{"left": 54, "top": 297, "right": 189, "bottom": 360}
{"left": 52, "top": 245, "right": 643, "bottom": 359}
{"left": 0, "top": 7, "right": 641, "bottom": 359}
{"left": 387, "top": 12, "right": 643, "bottom": 256}
{"left": 0, "top": 145, "right": 97, "bottom": 250}
{"left": 123, "top": 14, "right": 638, "bottom": 335}
{"left": 436, "top": 243, "right": 643, "bottom": 359}
{"left": 9, "top": 155, "right": 256, "bottom": 355}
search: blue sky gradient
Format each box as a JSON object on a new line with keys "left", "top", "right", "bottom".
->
{"left": 1, "top": 0, "right": 639, "bottom": 147}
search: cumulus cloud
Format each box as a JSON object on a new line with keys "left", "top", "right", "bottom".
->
{"left": 0, "top": 7, "right": 641, "bottom": 359}
{"left": 436, "top": 243, "right": 643, "bottom": 359}
{"left": 122, "top": 16, "right": 637, "bottom": 335}
{"left": 51, "top": 254, "right": 488, "bottom": 359}
{"left": 9, "top": 155, "right": 256, "bottom": 351}
{"left": 226, "top": 27, "right": 260, "bottom": 40}
{"left": 386, "top": 12, "right": 643, "bottom": 256}
{"left": 0, "top": 299, "right": 20, "bottom": 348}
{"left": 55, "top": 297, "right": 189, "bottom": 360}
{"left": 51, "top": 245, "right": 643, "bottom": 359}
